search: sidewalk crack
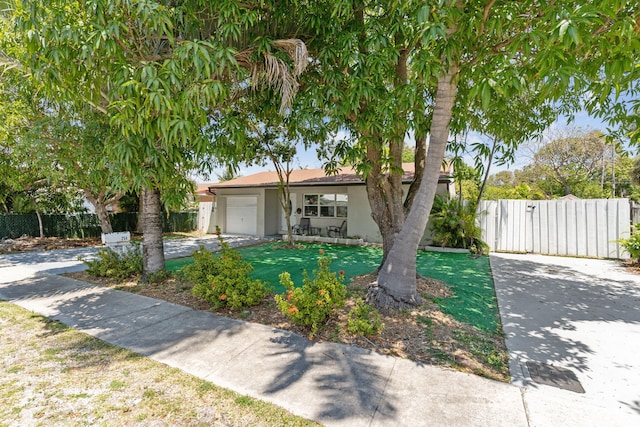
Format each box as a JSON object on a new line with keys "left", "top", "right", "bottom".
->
{"left": 520, "top": 387, "right": 532, "bottom": 426}
{"left": 368, "top": 358, "right": 396, "bottom": 426}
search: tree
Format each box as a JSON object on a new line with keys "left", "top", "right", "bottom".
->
{"left": 449, "top": 160, "right": 480, "bottom": 203}
{"left": 450, "top": 91, "right": 564, "bottom": 205}
{"left": 0, "top": 60, "right": 89, "bottom": 233}
{"left": 402, "top": 146, "right": 416, "bottom": 162}
{"left": 6, "top": 1, "right": 308, "bottom": 277}
{"left": 298, "top": 0, "right": 640, "bottom": 309}
{"left": 0, "top": 37, "right": 125, "bottom": 233}
{"left": 20, "top": 107, "right": 126, "bottom": 233}
{"left": 511, "top": 128, "right": 634, "bottom": 199}
{"left": 530, "top": 130, "right": 611, "bottom": 196}
{"left": 212, "top": 89, "right": 329, "bottom": 246}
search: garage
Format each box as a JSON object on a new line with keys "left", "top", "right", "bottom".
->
{"left": 226, "top": 196, "right": 258, "bottom": 235}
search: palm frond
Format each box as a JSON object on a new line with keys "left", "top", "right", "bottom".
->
{"left": 237, "top": 38, "right": 308, "bottom": 115}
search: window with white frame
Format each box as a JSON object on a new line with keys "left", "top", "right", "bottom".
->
{"left": 303, "top": 194, "right": 348, "bottom": 218}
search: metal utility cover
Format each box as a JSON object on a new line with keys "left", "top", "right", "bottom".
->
{"left": 526, "top": 361, "right": 585, "bottom": 394}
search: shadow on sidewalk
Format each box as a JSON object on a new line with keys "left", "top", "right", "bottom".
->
{"left": 1, "top": 272, "right": 398, "bottom": 424}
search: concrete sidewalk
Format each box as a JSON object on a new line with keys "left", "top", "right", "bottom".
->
{"left": 0, "top": 240, "right": 638, "bottom": 426}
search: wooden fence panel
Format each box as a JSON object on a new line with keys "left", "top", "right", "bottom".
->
{"left": 480, "top": 198, "right": 630, "bottom": 259}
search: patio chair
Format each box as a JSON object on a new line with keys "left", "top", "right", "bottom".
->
{"left": 294, "top": 217, "right": 311, "bottom": 235}
{"left": 327, "top": 220, "right": 347, "bottom": 238}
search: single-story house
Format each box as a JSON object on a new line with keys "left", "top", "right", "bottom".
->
{"left": 207, "top": 163, "right": 454, "bottom": 245}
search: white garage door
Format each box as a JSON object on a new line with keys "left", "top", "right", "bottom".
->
{"left": 226, "top": 196, "right": 258, "bottom": 235}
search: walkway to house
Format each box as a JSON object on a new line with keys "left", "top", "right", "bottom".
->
{"left": 0, "top": 236, "right": 638, "bottom": 426}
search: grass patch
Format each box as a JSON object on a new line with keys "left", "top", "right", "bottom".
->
{"left": 0, "top": 302, "right": 318, "bottom": 427}
{"left": 166, "top": 241, "right": 502, "bottom": 331}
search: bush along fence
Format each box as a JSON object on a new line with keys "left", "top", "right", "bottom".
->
{"left": 0, "top": 211, "right": 198, "bottom": 239}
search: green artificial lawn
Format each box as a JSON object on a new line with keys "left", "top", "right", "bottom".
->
{"left": 165, "top": 241, "right": 500, "bottom": 332}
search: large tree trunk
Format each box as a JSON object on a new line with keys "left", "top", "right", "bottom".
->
{"left": 141, "top": 187, "right": 165, "bottom": 277}
{"left": 84, "top": 190, "right": 113, "bottom": 234}
{"left": 368, "top": 65, "right": 459, "bottom": 310}
{"left": 365, "top": 137, "right": 406, "bottom": 266}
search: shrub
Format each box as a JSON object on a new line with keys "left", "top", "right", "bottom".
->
{"left": 82, "top": 244, "right": 143, "bottom": 280}
{"left": 619, "top": 224, "right": 640, "bottom": 262}
{"left": 429, "top": 196, "right": 489, "bottom": 255}
{"left": 346, "top": 299, "right": 384, "bottom": 336}
{"left": 275, "top": 251, "right": 346, "bottom": 337}
{"left": 183, "top": 240, "right": 268, "bottom": 310}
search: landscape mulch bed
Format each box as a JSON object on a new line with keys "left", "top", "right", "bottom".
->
{"left": 67, "top": 269, "right": 510, "bottom": 382}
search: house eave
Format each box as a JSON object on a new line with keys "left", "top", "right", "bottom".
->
{"left": 212, "top": 176, "right": 453, "bottom": 190}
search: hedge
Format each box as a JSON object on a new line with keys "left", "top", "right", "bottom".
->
{"left": 0, "top": 211, "right": 197, "bottom": 239}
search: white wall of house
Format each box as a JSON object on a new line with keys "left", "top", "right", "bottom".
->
{"left": 214, "top": 181, "right": 452, "bottom": 243}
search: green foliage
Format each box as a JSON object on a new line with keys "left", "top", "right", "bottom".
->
{"left": 618, "top": 224, "right": 640, "bottom": 263}
{"left": 346, "top": 299, "right": 384, "bottom": 336}
{"left": 429, "top": 196, "right": 489, "bottom": 255}
{"left": 481, "top": 182, "right": 547, "bottom": 200}
{"left": 275, "top": 252, "right": 346, "bottom": 337}
{"left": 83, "top": 244, "right": 143, "bottom": 280}
{"left": 184, "top": 241, "right": 268, "bottom": 310}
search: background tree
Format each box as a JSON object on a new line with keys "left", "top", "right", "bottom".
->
{"left": 20, "top": 107, "right": 126, "bottom": 233}
{"left": 211, "top": 88, "right": 330, "bottom": 246}
{"left": 7, "top": 0, "right": 309, "bottom": 277}
{"left": 449, "top": 91, "right": 563, "bottom": 205}
{"left": 511, "top": 128, "right": 634, "bottom": 199}
{"left": 449, "top": 160, "right": 480, "bottom": 204}
{"left": 529, "top": 130, "right": 611, "bottom": 196}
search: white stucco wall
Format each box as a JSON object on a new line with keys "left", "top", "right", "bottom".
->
{"left": 214, "top": 181, "right": 452, "bottom": 242}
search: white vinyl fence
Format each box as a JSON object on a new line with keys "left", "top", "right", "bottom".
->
{"left": 479, "top": 199, "right": 631, "bottom": 259}
{"left": 198, "top": 202, "right": 216, "bottom": 234}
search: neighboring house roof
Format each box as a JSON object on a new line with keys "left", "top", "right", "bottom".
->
{"left": 559, "top": 194, "right": 580, "bottom": 200}
{"left": 195, "top": 183, "right": 216, "bottom": 200}
{"left": 209, "top": 163, "right": 453, "bottom": 189}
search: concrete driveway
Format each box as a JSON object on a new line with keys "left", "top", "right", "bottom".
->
{"left": 491, "top": 253, "right": 640, "bottom": 423}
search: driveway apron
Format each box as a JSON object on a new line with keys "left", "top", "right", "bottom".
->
{"left": 491, "top": 252, "right": 640, "bottom": 423}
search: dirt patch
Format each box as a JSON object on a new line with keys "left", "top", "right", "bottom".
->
{"left": 0, "top": 235, "right": 101, "bottom": 254}
{"left": 0, "top": 302, "right": 317, "bottom": 426}
{"left": 66, "top": 270, "right": 510, "bottom": 381}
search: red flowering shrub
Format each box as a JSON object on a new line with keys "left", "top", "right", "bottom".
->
{"left": 275, "top": 252, "right": 346, "bottom": 337}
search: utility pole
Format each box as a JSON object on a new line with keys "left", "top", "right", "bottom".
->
{"left": 612, "top": 141, "right": 616, "bottom": 198}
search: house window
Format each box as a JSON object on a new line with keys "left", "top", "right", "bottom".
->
{"left": 304, "top": 193, "right": 348, "bottom": 218}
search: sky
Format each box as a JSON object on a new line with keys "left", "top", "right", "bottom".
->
{"left": 197, "top": 110, "right": 616, "bottom": 184}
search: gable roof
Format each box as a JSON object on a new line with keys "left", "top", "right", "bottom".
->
{"left": 209, "top": 163, "right": 453, "bottom": 189}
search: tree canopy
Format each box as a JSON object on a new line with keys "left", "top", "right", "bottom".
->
{"left": 4, "top": 0, "right": 309, "bottom": 275}
{"left": 2, "top": 0, "right": 638, "bottom": 307}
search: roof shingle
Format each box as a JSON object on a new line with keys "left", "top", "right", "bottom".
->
{"left": 209, "top": 163, "right": 452, "bottom": 189}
